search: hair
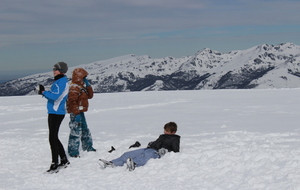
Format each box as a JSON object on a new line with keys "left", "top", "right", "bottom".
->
{"left": 164, "top": 122, "right": 177, "bottom": 133}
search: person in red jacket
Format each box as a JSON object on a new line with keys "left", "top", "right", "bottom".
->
{"left": 99, "top": 122, "right": 180, "bottom": 171}
{"left": 67, "top": 68, "right": 96, "bottom": 157}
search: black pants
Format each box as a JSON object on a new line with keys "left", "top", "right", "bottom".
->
{"left": 48, "top": 114, "right": 67, "bottom": 163}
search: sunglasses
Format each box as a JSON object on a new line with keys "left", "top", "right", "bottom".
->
{"left": 53, "top": 68, "right": 58, "bottom": 71}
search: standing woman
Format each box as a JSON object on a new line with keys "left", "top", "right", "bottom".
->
{"left": 38, "top": 62, "right": 70, "bottom": 172}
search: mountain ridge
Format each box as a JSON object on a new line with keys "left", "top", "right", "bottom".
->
{"left": 1, "top": 42, "right": 300, "bottom": 96}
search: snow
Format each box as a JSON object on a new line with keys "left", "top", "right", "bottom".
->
{"left": 1, "top": 89, "right": 300, "bottom": 189}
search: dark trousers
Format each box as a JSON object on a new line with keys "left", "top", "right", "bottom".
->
{"left": 48, "top": 114, "right": 67, "bottom": 163}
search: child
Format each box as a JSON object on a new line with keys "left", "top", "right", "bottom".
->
{"left": 67, "top": 68, "right": 96, "bottom": 157}
{"left": 99, "top": 122, "right": 180, "bottom": 171}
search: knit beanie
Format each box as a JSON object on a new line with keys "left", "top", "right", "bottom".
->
{"left": 54, "top": 62, "right": 68, "bottom": 74}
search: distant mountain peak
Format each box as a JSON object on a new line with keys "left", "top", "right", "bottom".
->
{"left": 1, "top": 43, "right": 300, "bottom": 96}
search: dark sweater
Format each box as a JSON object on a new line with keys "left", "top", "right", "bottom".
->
{"left": 147, "top": 134, "right": 180, "bottom": 152}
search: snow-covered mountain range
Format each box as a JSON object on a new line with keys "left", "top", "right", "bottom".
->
{"left": 1, "top": 42, "right": 300, "bottom": 96}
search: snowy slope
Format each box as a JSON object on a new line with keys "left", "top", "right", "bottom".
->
{"left": 1, "top": 89, "right": 300, "bottom": 189}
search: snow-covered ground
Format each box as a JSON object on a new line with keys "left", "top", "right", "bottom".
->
{"left": 1, "top": 89, "right": 300, "bottom": 190}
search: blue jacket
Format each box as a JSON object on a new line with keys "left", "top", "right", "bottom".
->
{"left": 42, "top": 75, "right": 69, "bottom": 115}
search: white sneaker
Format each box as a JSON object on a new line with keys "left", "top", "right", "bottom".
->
{"left": 99, "top": 159, "right": 115, "bottom": 169}
{"left": 126, "top": 158, "right": 136, "bottom": 171}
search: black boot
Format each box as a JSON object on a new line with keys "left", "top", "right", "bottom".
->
{"left": 58, "top": 157, "right": 70, "bottom": 168}
{"left": 46, "top": 162, "right": 59, "bottom": 172}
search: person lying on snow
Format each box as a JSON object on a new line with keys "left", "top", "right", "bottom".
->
{"left": 99, "top": 122, "right": 180, "bottom": 171}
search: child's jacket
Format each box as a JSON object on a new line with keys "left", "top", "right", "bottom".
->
{"left": 67, "top": 68, "right": 93, "bottom": 115}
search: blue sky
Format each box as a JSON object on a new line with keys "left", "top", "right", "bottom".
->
{"left": 1, "top": 0, "right": 300, "bottom": 81}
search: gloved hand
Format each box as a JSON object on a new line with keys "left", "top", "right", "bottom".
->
{"left": 158, "top": 148, "right": 167, "bottom": 157}
{"left": 147, "top": 141, "right": 154, "bottom": 148}
{"left": 75, "top": 114, "right": 81, "bottom": 122}
{"left": 38, "top": 84, "right": 45, "bottom": 95}
{"left": 83, "top": 77, "right": 90, "bottom": 87}
{"left": 129, "top": 141, "right": 141, "bottom": 149}
{"left": 108, "top": 146, "right": 116, "bottom": 153}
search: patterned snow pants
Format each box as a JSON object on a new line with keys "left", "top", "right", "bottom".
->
{"left": 68, "top": 112, "right": 94, "bottom": 157}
